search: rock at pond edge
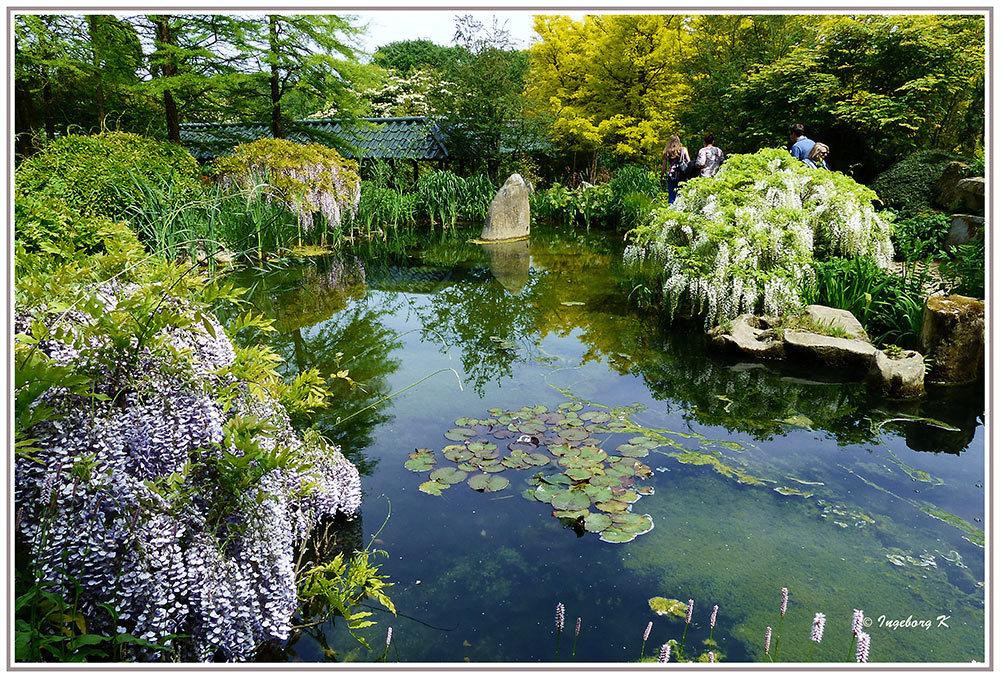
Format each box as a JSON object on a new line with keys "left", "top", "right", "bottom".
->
{"left": 480, "top": 174, "right": 531, "bottom": 242}
{"left": 866, "top": 349, "right": 926, "bottom": 399}
{"left": 919, "top": 294, "right": 985, "bottom": 385}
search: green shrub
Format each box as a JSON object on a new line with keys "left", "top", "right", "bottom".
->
{"left": 608, "top": 165, "right": 659, "bottom": 209}
{"left": 870, "top": 149, "right": 969, "bottom": 216}
{"left": 969, "top": 147, "right": 985, "bottom": 177}
{"left": 940, "top": 237, "right": 985, "bottom": 299}
{"left": 214, "top": 138, "right": 360, "bottom": 234}
{"left": 626, "top": 148, "right": 894, "bottom": 326}
{"left": 14, "top": 132, "right": 200, "bottom": 221}
{"left": 891, "top": 210, "right": 952, "bottom": 262}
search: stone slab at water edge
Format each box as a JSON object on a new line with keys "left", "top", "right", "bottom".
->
{"left": 709, "top": 305, "right": 926, "bottom": 398}
{"left": 479, "top": 173, "right": 530, "bottom": 242}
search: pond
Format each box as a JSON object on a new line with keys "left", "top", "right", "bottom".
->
{"left": 233, "top": 222, "right": 985, "bottom": 664}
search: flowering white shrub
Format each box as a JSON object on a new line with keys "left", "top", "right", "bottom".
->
{"left": 14, "top": 283, "right": 362, "bottom": 661}
{"left": 625, "top": 148, "right": 894, "bottom": 326}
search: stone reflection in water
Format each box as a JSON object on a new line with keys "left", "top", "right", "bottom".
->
{"left": 478, "top": 237, "right": 531, "bottom": 296}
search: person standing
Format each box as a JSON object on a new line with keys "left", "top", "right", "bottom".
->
{"left": 660, "top": 134, "right": 692, "bottom": 204}
{"left": 803, "top": 142, "right": 830, "bottom": 170}
{"left": 789, "top": 123, "right": 815, "bottom": 161}
{"left": 694, "top": 133, "right": 724, "bottom": 178}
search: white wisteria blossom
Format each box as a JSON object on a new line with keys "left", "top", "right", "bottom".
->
{"left": 626, "top": 148, "right": 894, "bottom": 327}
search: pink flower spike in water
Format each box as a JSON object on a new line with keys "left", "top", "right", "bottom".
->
{"left": 385, "top": 626, "right": 392, "bottom": 647}
{"left": 575, "top": 617, "right": 582, "bottom": 638}
{"left": 811, "top": 613, "right": 826, "bottom": 643}
{"left": 643, "top": 621, "right": 653, "bottom": 642}
{"left": 686, "top": 599, "right": 694, "bottom": 624}
{"left": 764, "top": 626, "right": 772, "bottom": 654}
{"left": 555, "top": 603, "right": 565, "bottom": 632}
{"left": 658, "top": 643, "right": 671, "bottom": 663}
{"left": 710, "top": 604, "right": 719, "bottom": 629}
{"left": 709, "top": 651, "right": 716, "bottom": 663}
{"left": 852, "top": 609, "right": 865, "bottom": 637}
{"left": 780, "top": 587, "right": 789, "bottom": 617}
{"left": 856, "top": 631, "right": 871, "bottom": 662}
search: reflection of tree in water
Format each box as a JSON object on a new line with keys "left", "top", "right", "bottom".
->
{"left": 270, "top": 295, "right": 405, "bottom": 461}
{"left": 414, "top": 270, "right": 543, "bottom": 396}
{"left": 233, "top": 255, "right": 405, "bottom": 463}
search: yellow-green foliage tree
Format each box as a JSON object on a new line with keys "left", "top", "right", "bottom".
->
{"left": 525, "top": 14, "right": 692, "bottom": 173}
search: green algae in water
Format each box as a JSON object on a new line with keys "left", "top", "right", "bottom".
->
{"left": 774, "top": 486, "right": 814, "bottom": 498}
{"left": 917, "top": 502, "right": 984, "bottom": 548}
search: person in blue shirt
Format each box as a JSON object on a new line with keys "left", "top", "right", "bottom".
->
{"left": 788, "top": 123, "right": 815, "bottom": 161}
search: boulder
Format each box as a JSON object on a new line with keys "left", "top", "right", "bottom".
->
{"left": 480, "top": 173, "right": 530, "bottom": 241}
{"left": 956, "top": 177, "right": 985, "bottom": 215}
{"left": 866, "top": 349, "right": 926, "bottom": 399}
{"left": 934, "top": 161, "right": 971, "bottom": 208}
{"left": 782, "top": 329, "right": 877, "bottom": 377}
{"left": 802, "top": 304, "right": 868, "bottom": 341}
{"left": 919, "top": 294, "right": 985, "bottom": 384}
{"left": 944, "top": 214, "right": 985, "bottom": 249}
{"left": 708, "top": 314, "right": 784, "bottom": 360}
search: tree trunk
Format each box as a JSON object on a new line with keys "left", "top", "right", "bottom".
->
{"left": 86, "top": 15, "right": 106, "bottom": 130}
{"left": 154, "top": 16, "right": 181, "bottom": 143}
{"left": 269, "top": 16, "right": 283, "bottom": 138}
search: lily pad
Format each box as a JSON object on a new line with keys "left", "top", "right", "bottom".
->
{"left": 445, "top": 428, "right": 476, "bottom": 441}
{"left": 558, "top": 402, "right": 583, "bottom": 412}
{"left": 404, "top": 449, "right": 437, "bottom": 472}
{"left": 455, "top": 417, "right": 477, "bottom": 427}
{"left": 548, "top": 444, "right": 576, "bottom": 457}
{"left": 493, "top": 428, "right": 517, "bottom": 439}
{"left": 612, "top": 488, "right": 641, "bottom": 503}
{"left": 551, "top": 489, "right": 591, "bottom": 511}
{"left": 518, "top": 421, "right": 547, "bottom": 435}
{"left": 583, "top": 484, "right": 614, "bottom": 503}
{"left": 599, "top": 527, "right": 636, "bottom": 543}
{"left": 616, "top": 444, "right": 650, "bottom": 458}
{"left": 418, "top": 480, "right": 449, "bottom": 496}
{"left": 553, "top": 509, "right": 589, "bottom": 520}
{"left": 468, "top": 474, "right": 509, "bottom": 492}
{"left": 589, "top": 474, "right": 620, "bottom": 487}
{"left": 649, "top": 597, "right": 689, "bottom": 618}
{"left": 580, "top": 411, "right": 612, "bottom": 423}
{"left": 636, "top": 486, "right": 655, "bottom": 496}
{"left": 525, "top": 453, "right": 550, "bottom": 466}
{"left": 457, "top": 462, "right": 479, "bottom": 472}
{"left": 628, "top": 435, "right": 659, "bottom": 449}
{"left": 478, "top": 462, "right": 506, "bottom": 473}
{"left": 467, "top": 441, "right": 498, "bottom": 453}
{"left": 595, "top": 500, "right": 629, "bottom": 513}
{"left": 583, "top": 513, "right": 613, "bottom": 533}
{"left": 541, "top": 473, "right": 573, "bottom": 486}
{"left": 430, "top": 467, "right": 468, "bottom": 484}
{"left": 443, "top": 445, "right": 473, "bottom": 462}
{"left": 561, "top": 428, "right": 589, "bottom": 442}
{"left": 611, "top": 512, "right": 653, "bottom": 535}
{"left": 534, "top": 483, "right": 560, "bottom": 503}
{"left": 565, "top": 467, "right": 593, "bottom": 482}
{"left": 502, "top": 454, "right": 533, "bottom": 470}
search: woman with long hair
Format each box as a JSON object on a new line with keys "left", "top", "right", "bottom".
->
{"left": 660, "top": 134, "right": 691, "bottom": 204}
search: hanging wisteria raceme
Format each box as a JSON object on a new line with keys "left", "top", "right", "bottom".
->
{"left": 624, "top": 148, "right": 894, "bottom": 327}
{"left": 214, "top": 138, "right": 361, "bottom": 233}
{"left": 14, "top": 283, "right": 362, "bottom": 661}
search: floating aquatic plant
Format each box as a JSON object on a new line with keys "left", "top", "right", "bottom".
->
{"left": 407, "top": 400, "right": 664, "bottom": 543}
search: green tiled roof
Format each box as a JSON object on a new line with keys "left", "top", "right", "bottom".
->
{"left": 179, "top": 117, "right": 450, "bottom": 161}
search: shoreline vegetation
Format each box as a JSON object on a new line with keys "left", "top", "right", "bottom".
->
{"left": 13, "top": 11, "right": 984, "bottom": 664}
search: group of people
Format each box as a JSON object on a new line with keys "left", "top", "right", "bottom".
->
{"left": 659, "top": 123, "right": 830, "bottom": 204}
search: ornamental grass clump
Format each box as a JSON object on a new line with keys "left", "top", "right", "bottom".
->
{"left": 625, "top": 148, "right": 894, "bottom": 327}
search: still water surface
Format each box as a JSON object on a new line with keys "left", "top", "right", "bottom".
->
{"left": 235, "top": 223, "right": 984, "bottom": 664}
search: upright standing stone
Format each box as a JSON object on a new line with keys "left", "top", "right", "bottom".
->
{"left": 919, "top": 294, "right": 985, "bottom": 384}
{"left": 480, "top": 174, "right": 530, "bottom": 241}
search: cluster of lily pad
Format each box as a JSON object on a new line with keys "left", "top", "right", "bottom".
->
{"left": 405, "top": 402, "right": 661, "bottom": 543}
